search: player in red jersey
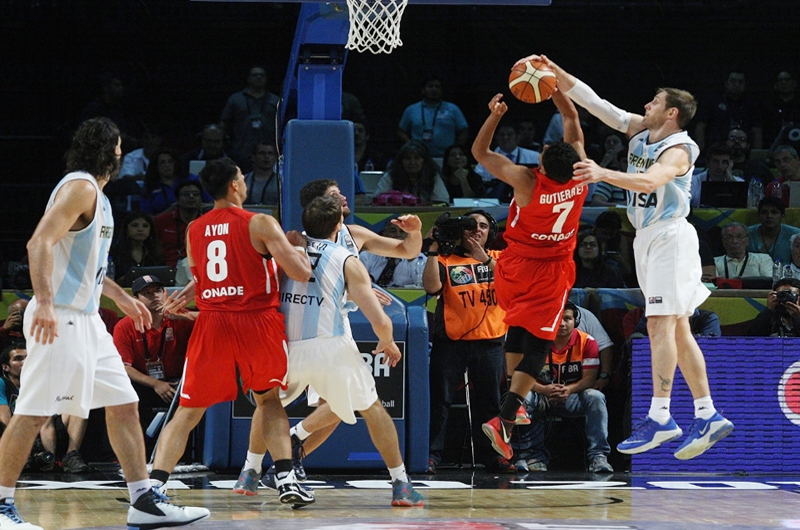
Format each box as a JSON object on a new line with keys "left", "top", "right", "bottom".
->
{"left": 472, "top": 90, "right": 587, "bottom": 460}
{"left": 148, "top": 158, "right": 316, "bottom": 507}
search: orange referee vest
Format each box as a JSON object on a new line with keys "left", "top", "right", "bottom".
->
{"left": 439, "top": 251, "right": 508, "bottom": 341}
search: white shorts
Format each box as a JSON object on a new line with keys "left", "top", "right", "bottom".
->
{"left": 281, "top": 335, "right": 378, "bottom": 425}
{"left": 634, "top": 217, "right": 710, "bottom": 318}
{"left": 18, "top": 299, "right": 138, "bottom": 418}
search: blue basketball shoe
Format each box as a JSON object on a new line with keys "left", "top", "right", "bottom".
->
{"left": 674, "top": 412, "right": 734, "bottom": 460}
{"left": 617, "top": 416, "right": 683, "bottom": 454}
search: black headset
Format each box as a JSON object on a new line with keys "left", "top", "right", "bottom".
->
{"left": 465, "top": 209, "right": 498, "bottom": 248}
{"left": 565, "top": 301, "right": 581, "bottom": 328}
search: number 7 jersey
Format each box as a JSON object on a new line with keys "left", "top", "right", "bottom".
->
{"left": 188, "top": 208, "right": 281, "bottom": 312}
{"left": 503, "top": 168, "right": 586, "bottom": 259}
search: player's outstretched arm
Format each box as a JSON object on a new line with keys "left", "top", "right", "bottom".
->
{"left": 344, "top": 256, "right": 401, "bottom": 367}
{"left": 574, "top": 144, "right": 692, "bottom": 193}
{"left": 350, "top": 214, "right": 423, "bottom": 259}
{"left": 552, "top": 89, "right": 587, "bottom": 160}
{"left": 252, "top": 214, "right": 312, "bottom": 281}
{"left": 472, "top": 94, "right": 533, "bottom": 189}
{"left": 103, "top": 278, "right": 153, "bottom": 332}
{"left": 534, "top": 55, "right": 644, "bottom": 138}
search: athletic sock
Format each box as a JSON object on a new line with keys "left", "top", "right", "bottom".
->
{"left": 648, "top": 397, "right": 672, "bottom": 425}
{"left": 128, "top": 479, "right": 151, "bottom": 504}
{"left": 500, "top": 392, "right": 525, "bottom": 423}
{"left": 0, "top": 486, "right": 15, "bottom": 501}
{"left": 274, "top": 459, "right": 293, "bottom": 485}
{"left": 244, "top": 451, "right": 265, "bottom": 474}
{"left": 291, "top": 422, "right": 312, "bottom": 441}
{"left": 694, "top": 396, "right": 716, "bottom": 420}
{"left": 388, "top": 464, "right": 408, "bottom": 484}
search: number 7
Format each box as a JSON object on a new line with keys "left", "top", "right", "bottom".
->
{"left": 552, "top": 201, "right": 574, "bottom": 233}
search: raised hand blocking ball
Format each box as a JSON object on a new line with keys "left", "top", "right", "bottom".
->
{"left": 508, "top": 60, "right": 557, "bottom": 104}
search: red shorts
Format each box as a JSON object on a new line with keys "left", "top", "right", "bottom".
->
{"left": 495, "top": 252, "right": 575, "bottom": 341}
{"left": 180, "top": 310, "right": 288, "bottom": 408}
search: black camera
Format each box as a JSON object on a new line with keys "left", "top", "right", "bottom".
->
{"left": 433, "top": 212, "right": 477, "bottom": 256}
{"left": 776, "top": 289, "right": 799, "bottom": 305}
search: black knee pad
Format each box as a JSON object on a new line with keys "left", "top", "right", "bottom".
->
{"left": 506, "top": 326, "right": 550, "bottom": 377}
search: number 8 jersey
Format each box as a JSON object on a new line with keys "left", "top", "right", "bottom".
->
{"left": 503, "top": 168, "right": 586, "bottom": 259}
{"left": 188, "top": 208, "right": 281, "bottom": 312}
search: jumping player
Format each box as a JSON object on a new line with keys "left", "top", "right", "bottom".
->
{"left": 473, "top": 90, "right": 587, "bottom": 460}
{"left": 148, "top": 157, "right": 315, "bottom": 507}
{"left": 0, "top": 118, "right": 209, "bottom": 530}
{"left": 536, "top": 53, "right": 734, "bottom": 459}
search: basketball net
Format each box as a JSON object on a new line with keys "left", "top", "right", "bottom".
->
{"left": 346, "top": 0, "right": 409, "bottom": 54}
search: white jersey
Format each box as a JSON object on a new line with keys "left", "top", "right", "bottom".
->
{"left": 337, "top": 224, "right": 359, "bottom": 257}
{"left": 625, "top": 130, "right": 699, "bottom": 230}
{"left": 281, "top": 237, "right": 352, "bottom": 341}
{"left": 47, "top": 172, "right": 114, "bottom": 313}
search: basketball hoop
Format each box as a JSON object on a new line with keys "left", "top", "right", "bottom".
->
{"left": 346, "top": 0, "right": 409, "bottom": 54}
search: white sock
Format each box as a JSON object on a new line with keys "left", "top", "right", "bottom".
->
{"left": 291, "top": 422, "right": 312, "bottom": 441}
{"left": 694, "top": 396, "right": 716, "bottom": 420}
{"left": 648, "top": 397, "right": 672, "bottom": 424}
{"left": 244, "top": 451, "right": 265, "bottom": 474}
{"left": 0, "top": 485, "right": 15, "bottom": 500}
{"left": 128, "top": 479, "right": 152, "bottom": 504}
{"left": 388, "top": 464, "right": 408, "bottom": 484}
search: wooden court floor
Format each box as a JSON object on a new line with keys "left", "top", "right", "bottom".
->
{"left": 11, "top": 467, "right": 800, "bottom": 530}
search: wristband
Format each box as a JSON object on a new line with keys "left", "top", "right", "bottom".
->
{"left": 483, "top": 256, "right": 493, "bottom": 266}
{"left": 427, "top": 251, "right": 439, "bottom": 257}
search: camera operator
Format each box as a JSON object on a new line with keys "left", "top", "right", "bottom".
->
{"left": 423, "top": 210, "right": 512, "bottom": 473}
{"left": 748, "top": 278, "right": 800, "bottom": 336}
{"left": 0, "top": 299, "right": 27, "bottom": 350}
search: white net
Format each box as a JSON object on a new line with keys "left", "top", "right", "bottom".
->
{"left": 346, "top": 0, "right": 410, "bottom": 54}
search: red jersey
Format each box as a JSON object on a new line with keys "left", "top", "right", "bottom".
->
{"left": 503, "top": 168, "right": 586, "bottom": 259}
{"left": 188, "top": 208, "right": 281, "bottom": 312}
{"left": 114, "top": 316, "right": 194, "bottom": 380}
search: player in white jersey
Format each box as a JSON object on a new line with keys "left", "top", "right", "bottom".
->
{"left": 527, "top": 54, "right": 733, "bottom": 460}
{"left": 0, "top": 118, "right": 208, "bottom": 530}
{"left": 279, "top": 195, "right": 423, "bottom": 506}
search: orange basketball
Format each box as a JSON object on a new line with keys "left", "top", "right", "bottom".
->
{"left": 508, "top": 60, "right": 557, "bottom": 104}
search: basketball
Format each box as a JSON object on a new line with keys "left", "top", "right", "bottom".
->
{"left": 508, "top": 60, "right": 557, "bottom": 104}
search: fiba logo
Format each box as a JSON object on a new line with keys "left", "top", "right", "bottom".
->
{"left": 778, "top": 360, "right": 800, "bottom": 426}
{"left": 449, "top": 265, "right": 475, "bottom": 285}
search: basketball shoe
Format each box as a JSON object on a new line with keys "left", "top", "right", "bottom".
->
{"left": 391, "top": 478, "right": 424, "bottom": 507}
{"left": 232, "top": 467, "right": 261, "bottom": 496}
{"left": 481, "top": 416, "right": 514, "bottom": 460}
{"left": 674, "top": 412, "right": 734, "bottom": 460}
{"left": 127, "top": 487, "right": 210, "bottom": 530}
{"left": 617, "top": 416, "right": 683, "bottom": 454}
{"left": 275, "top": 470, "right": 315, "bottom": 508}
{"left": 515, "top": 405, "right": 531, "bottom": 425}
{"left": 0, "top": 498, "right": 43, "bottom": 530}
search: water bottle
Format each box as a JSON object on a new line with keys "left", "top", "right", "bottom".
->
{"left": 747, "top": 178, "right": 764, "bottom": 208}
{"left": 413, "top": 255, "right": 425, "bottom": 288}
{"left": 364, "top": 158, "right": 375, "bottom": 172}
{"left": 773, "top": 259, "right": 783, "bottom": 287}
{"left": 784, "top": 264, "right": 794, "bottom": 280}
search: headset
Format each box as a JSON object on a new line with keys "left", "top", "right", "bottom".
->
{"left": 465, "top": 209, "right": 498, "bottom": 248}
{"left": 565, "top": 301, "right": 581, "bottom": 328}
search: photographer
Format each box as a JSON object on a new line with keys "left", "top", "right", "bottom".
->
{"left": 423, "top": 210, "right": 511, "bottom": 473}
{"left": 748, "top": 278, "right": 800, "bottom": 337}
{"left": 0, "top": 299, "right": 27, "bottom": 350}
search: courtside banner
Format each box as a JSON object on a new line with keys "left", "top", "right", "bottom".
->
{"left": 631, "top": 337, "right": 800, "bottom": 473}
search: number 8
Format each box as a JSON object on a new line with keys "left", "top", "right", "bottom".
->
{"left": 206, "top": 240, "right": 228, "bottom": 281}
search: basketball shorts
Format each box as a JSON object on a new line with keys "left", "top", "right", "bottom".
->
{"left": 634, "top": 217, "right": 710, "bottom": 318}
{"left": 495, "top": 253, "right": 575, "bottom": 341}
{"left": 281, "top": 335, "right": 378, "bottom": 425}
{"left": 180, "top": 309, "right": 288, "bottom": 408}
{"left": 18, "top": 299, "right": 138, "bottom": 418}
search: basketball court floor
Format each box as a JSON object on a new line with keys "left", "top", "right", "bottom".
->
{"left": 13, "top": 466, "right": 800, "bottom": 529}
